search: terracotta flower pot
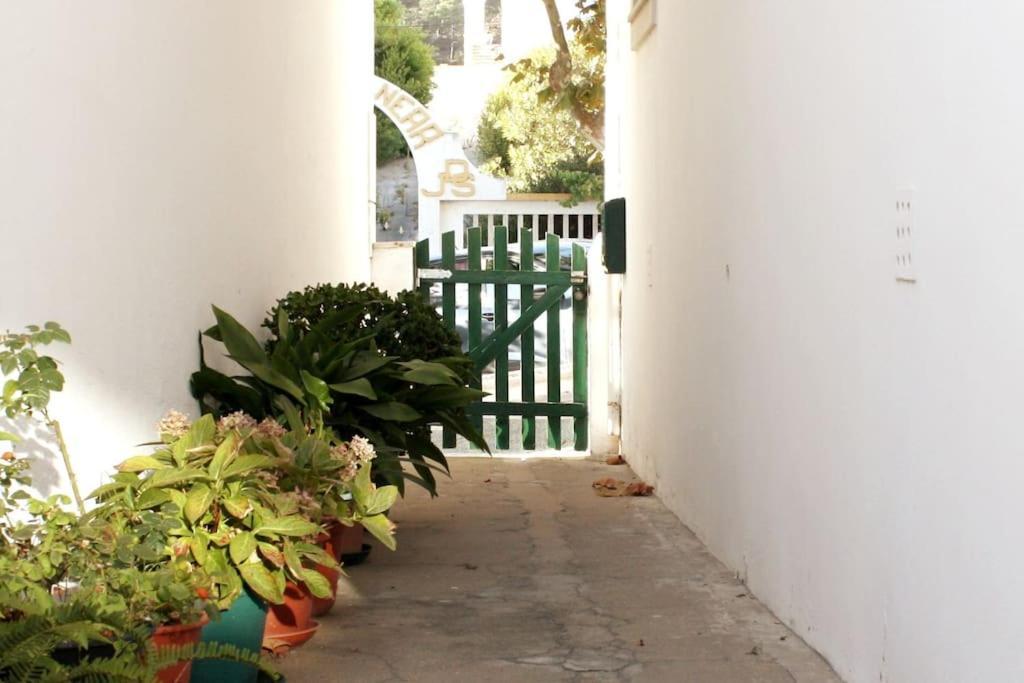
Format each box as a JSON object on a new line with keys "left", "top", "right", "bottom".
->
{"left": 328, "top": 521, "right": 365, "bottom": 561}
{"left": 151, "top": 617, "right": 207, "bottom": 683}
{"left": 263, "top": 582, "right": 318, "bottom": 655}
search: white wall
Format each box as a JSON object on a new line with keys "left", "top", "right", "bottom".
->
{"left": 613, "top": 1, "right": 1024, "bottom": 681}
{"left": 0, "top": 1, "right": 373, "bottom": 497}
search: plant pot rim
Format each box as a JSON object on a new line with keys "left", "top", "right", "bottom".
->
{"left": 154, "top": 613, "right": 210, "bottom": 635}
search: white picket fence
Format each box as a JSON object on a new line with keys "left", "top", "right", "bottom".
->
{"left": 438, "top": 195, "right": 602, "bottom": 250}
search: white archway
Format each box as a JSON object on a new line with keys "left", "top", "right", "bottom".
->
{"left": 371, "top": 75, "right": 507, "bottom": 245}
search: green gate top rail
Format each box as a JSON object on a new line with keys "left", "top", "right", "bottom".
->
{"left": 416, "top": 227, "right": 588, "bottom": 453}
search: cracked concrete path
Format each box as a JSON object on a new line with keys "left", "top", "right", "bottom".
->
{"left": 277, "top": 458, "right": 840, "bottom": 682}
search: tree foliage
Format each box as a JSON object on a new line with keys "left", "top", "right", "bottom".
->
{"left": 477, "top": 47, "right": 603, "bottom": 203}
{"left": 515, "top": 0, "right": 606, "bottom": 151}
{"left": 376, "top": 0, "right": 437, "bottom": 163}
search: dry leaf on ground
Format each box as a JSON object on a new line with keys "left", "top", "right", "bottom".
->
{"left": 592, "top": 478, "right": 655, "bottom": 497}
{"left": 625, "top": 481, "right": 655, "bottom": 497}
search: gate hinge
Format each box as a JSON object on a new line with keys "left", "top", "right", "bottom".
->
{"left": 571, "top": 270, "right": 587, "bottom": 285}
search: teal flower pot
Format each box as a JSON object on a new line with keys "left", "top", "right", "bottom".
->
{"left": 191, "top": 587, "right": 268, "bottom": 683}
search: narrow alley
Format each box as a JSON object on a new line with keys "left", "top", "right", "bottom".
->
{"left": 279, "top": 458, "right": 839, "bottom": 682}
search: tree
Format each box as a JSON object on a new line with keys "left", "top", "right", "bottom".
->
{"left": 477, "top": 47, "right": 603, "bottom": 203}
{"left": 513, "top": 0, "right": 605, "bottom": 151}
{"left": 376, "top": 0, "right": 437, "bottom": 163}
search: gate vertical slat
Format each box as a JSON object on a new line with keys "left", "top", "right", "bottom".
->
{"left": 546, "top": 233, "right": 562, "bottom": 450}
{"left": 415, "top": 239, "right": 430, "bottom": 300}
{"left": 494, "top": 226, "right": 510, "bottom": 450}
{"left": 572, "top": 243, "right": 589, "bottom": 451}
{"left": 467, "top": 228, "right": 484, "bottom": 437}
{"left": 520, "top": 227, "right": 537, "bottom": 450}
{"left": 441, "top": 231, "right": 457, "bottom": 449}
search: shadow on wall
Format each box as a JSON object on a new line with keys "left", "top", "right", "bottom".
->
{"left": 0, "top": 417, "right": 63, "bottom": 496}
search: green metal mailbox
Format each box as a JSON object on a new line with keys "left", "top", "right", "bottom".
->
{"left": 603, "top": 197, "right": 626, "bottom": 273}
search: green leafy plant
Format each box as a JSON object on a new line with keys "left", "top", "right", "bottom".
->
{"left": 191, "top": 304, "right": 487, "bottom": 496}
{"left": 0, "top": 323, "right": 84, "bottom": 513}
{"left": 478, "top": 46, "right": 603, "bottom": 204}
{"left": 376, "top": 0, "right": 437, "bottom": 162}
{"left": 0, "top": 595, "right": 274, "bottom": 682}
{"left": 0, "top": 450, "right": 212, "bottom": 630}
{"left": 271, "top": 426, "right": 399, "bottom": 551}
{"left": 263, "top": 283, "right": 468, "bottom": 376}
{"left": 91, "top": 415, "right": 337, "bottom": 609}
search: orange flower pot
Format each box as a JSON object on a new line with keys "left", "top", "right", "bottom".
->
{"left": 328, "top": 521, "right": 364, "bottom": 561}
{"left": 151, "top": 617, "right": 207, "bottom": 683}
{"left": 263, "top": 582, "right": 318, "bottom": 655}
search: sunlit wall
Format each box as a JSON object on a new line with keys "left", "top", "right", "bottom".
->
{"left": 610, "top": 0, "right": 1024, "bottom": 681}
{"left": 0, "top": 1, "right": 374, "bottom": 495}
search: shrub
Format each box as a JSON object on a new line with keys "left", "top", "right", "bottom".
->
{"left": 263, "top": 283, "right": 469, "bottom": 381}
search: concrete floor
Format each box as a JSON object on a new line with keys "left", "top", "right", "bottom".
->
{"left": 277, "top": 458, "right": 840, "bottom": 682}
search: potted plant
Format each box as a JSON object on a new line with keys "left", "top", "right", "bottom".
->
{"left": 190, "top": 303, "right": 488, "bottom": 498}
{"left": 271, "top": 427, "right": 399, "bottom": 618}
{"left": 0, "top": 449, "right": 264, "bottom": 682}
{"left": 92, "top": 412, "right": 335, "bottom": 681}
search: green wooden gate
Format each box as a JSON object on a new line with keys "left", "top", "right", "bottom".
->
{"left": 416, "top": 226, "right": 588, "bottom": 452}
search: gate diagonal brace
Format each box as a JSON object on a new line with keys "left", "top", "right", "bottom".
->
{"left": 470, "top": 284, "right": 570, "bottom": 370}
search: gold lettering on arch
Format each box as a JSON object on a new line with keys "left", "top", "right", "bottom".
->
{"left": 375, "top": 82, "right": 443, "bottom": 150}
{"left": 422, "top": 160, "right": 476, "bottom": 198}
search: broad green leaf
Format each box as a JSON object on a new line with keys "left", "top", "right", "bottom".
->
{"left": 207, "top": 432, "right": 238, "bottom": 480}
{"left": 116, "top": 455, "right": 170, "bottom": 473}
{"left": 299, "top": 568, "right": 332, "bottom": 599}
{"left": 239, "top": 562, "right": 284, "bottom": 604}
{"left": 222, "top": 454, "right": 276, "bottom": 479}
{"left": 190, "top": 536, "right": 209, "bottom": 567}
{"left": 167, "top": 489, "right": 188, "bottom": 510}
{"left": 283, "top": 541, "right": 304, "bottom": 577}
{"left": 223, "top": 494, "right": 253, "bottom": 519}
{"left": 139, "top": 467, "right": 208, "bottom": 491}
{"left": 300, "top": 370, "right": 331, "bottom": 407}
{"left": 86, "top": 481, "right": 126, "bottom": 500}
{"left": 365, "top": 485, "right": 399, "bottom": 516}
{"left": 229, "top": 532, "right": 257, "bottom": 565}
{"left": 398, "top": 360, "right": 459, "bottom": 386}
{"left": 254, "top": 516, "right": 318, "bottom": 538}
{"left": 212, "top": 306, "right": 305, "bottom": 400}
{"left": 258, "top": 542, "right": 286, "bottom": 568}
{"left": 275, "top": 395, "right": 304, "bottom": 433}
{"left": 294, "top": 542, "right": 335, "bottom": 568}
{"left": 136, "top": 488, "right": 171, "bottom": 510}
{"left": 211, "top": 306, "right": 268, "bottom": 367}
{"left": 183, "top": 414, "right": 216, "bottom": 449}
{"left": 351, "top": 462, "right": 374, "bottom": 509}
{"left": 0, "top": 430, "right": 20, "bottom": 443}
{"left": 328, "top": 378, "right": 377, "bottom": 400}
{"left": 338, "top": 355, "right": 392, "bottom": 381}
{"left": 360, "top": 513, "right": 397, "bottom": 551}
{"left": 184, "top": 483, "right": 215, "bottom": 523}
{"left": 358, "top": 402, "right": 422, "bottom": 422}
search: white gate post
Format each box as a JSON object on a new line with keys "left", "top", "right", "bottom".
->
{"left": 587, "top": 234, "right": 621, "bottom": 456}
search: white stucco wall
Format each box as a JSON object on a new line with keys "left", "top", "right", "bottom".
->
{"left": 0, "top": 1, "right": 373, "bottom": 497}
{"left": 612, "top": 1, "right": 1024, "bottom": 681}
